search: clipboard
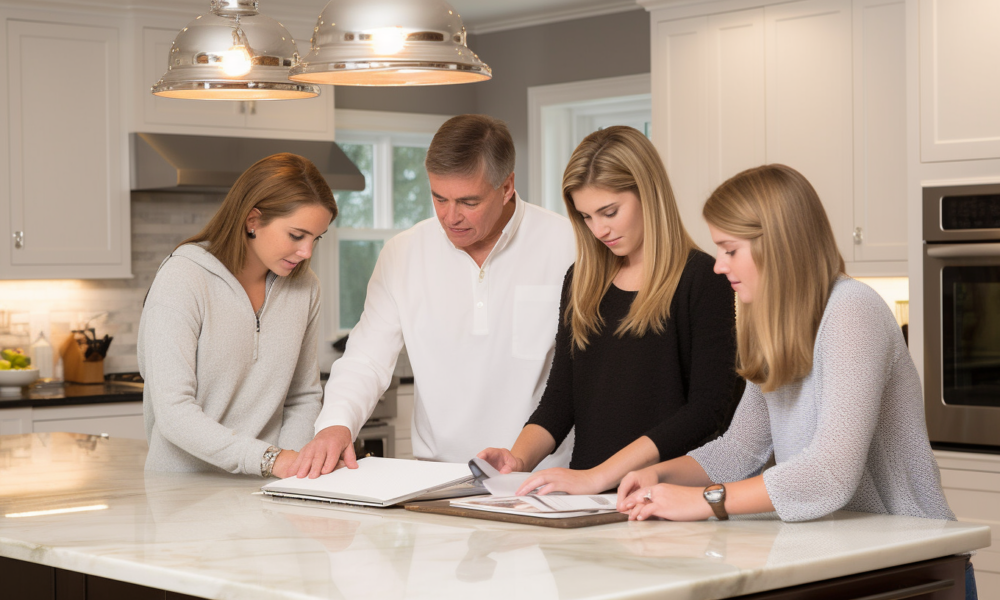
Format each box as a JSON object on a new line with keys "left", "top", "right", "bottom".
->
{"left": 403, "top": 499, "right": 629, "bottom": 529}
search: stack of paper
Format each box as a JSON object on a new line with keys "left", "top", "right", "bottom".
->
{"left": 449, "top": 493, "right": 619, "bottom": 519}
{"left": 260, "top": 457, "right": 474, "bottom": 507}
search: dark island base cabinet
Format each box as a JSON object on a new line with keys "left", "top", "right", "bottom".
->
{"left": 733, "top": 554, "right": 966, "bottom": 600}
{"left": 1, "top": 554, "right": 966, "bottom": 600}
{"left": 0, "top": 556, "right": 206, "bottom": 600}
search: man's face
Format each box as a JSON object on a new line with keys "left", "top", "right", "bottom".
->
{"left": 429, "top": 170, "right": 514, "bottom": 253}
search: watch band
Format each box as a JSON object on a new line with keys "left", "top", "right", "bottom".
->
{"left": 703, "top": 483, "right": 729, "bottom": 521}
{"left": 260, "top": 446, "right": 282, "bottom": 478}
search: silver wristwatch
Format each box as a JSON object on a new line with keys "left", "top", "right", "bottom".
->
{"left": 260, "top": 446, "right": 282, "bottom": 478}
{"left": 703, "top": 483, "right": 729, "bottom": 521}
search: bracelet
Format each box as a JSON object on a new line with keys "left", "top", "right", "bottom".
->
{"left": 261, "top": 446, "right": 282, "bottom": 478}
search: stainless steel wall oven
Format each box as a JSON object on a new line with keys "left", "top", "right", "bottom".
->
{"left": 923, "top": 183, "right": 1000, "bottom": 449}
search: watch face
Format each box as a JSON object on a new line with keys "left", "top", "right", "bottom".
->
{"left": 704, "top": 489, "right": 724, "bottom": 503}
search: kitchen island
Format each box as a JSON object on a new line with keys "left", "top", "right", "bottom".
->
{"left": 0, "top": 433, "right": 990, "bottom": 600}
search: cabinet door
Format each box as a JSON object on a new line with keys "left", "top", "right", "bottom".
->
{"left": 705, "top": 9, "right": 766, "bottom": 206}
{"left": 919, "top": 0, "right": 1000, "bottom": 162}
{"left": 852, "top": 0, "right": 907, "bottom": 262}
{"left": 3, "top": 19, "right": 129, "bottom": 279}
{"left": 249, "top": 88, "right": 334, "bottom": 138}
{"left": 765, "top": 0, "right": 854, "bottom": 260}
{"left": 0, "top": 407, "right": 32, "bottom": 436}
{"left": 32, "top": 402, "right": 145, "bottom": 440}
{"left": 141, "top": 27, "right": 246, "bottom": 130}
{"left": 652, "top": 16, "right": 711, "bottom": 252}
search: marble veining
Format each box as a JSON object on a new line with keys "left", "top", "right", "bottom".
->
{"left": 0, "top": 433, "right": 991, "bottom": 600}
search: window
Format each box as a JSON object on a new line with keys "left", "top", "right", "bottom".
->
{"left": 528, "top": 74, "right": 652, "bottom": 216}
{"left": 316, "top": 110, "right": 451, "bottom": 337}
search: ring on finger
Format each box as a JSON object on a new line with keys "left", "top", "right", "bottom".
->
{"left": 643, "top": 489, "right": 652, "bottom": 502}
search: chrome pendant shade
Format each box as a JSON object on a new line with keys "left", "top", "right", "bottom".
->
{"left": 289, "top": 0, "right": 491, "bottom": 86}
{"left": 152, "top": 0, "right": 320, "bottom": 100}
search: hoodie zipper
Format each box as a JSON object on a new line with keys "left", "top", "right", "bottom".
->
{"left": 253, "top": 273, "right": 277, "bottom": 361}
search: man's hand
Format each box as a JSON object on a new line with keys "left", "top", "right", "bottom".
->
{"left": 270, "top": 449, "right": 299, "bottom": 479}
{"left": 476, "top": 447, "right": 525, "bottom": 474}
{"left": 290, "top": 426, "right": 357, "bottom": 479}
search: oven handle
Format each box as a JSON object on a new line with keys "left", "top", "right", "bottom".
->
{"left": 926, "top": 242, "right": 1000, "bottom": 258}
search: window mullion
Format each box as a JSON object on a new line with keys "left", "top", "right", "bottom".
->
{"left": 374, "top": 135, "right": 394, "bottom": 229}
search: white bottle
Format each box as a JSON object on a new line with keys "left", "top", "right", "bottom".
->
{"left": 30, "top": 332, "right": 54, "bottom": 380}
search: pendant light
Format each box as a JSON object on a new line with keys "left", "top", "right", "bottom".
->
{"left": 152, "top": 0, "right": 320, "bottom": 100}
{"left": 289, "top": 0, "right": 491, "bottom": 86}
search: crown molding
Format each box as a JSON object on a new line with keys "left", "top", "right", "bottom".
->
{"left": 467, "top": 1, "right": 640, "bottom": 35}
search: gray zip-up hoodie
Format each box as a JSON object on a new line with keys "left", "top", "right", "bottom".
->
{"left": 138, "top": 243, "right": 323, "bottom": 475}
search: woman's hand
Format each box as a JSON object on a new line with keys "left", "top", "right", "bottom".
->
{"left": 616, "top": 467, "right": 660, "bottom": 511}
{"left": 270, "top": 449, "right": 299, "bottom": 479}
{"left": 291, "top": 425, "right": 358, "bottom": 479}
{"left": 515, "top": 468, "right": 605, "bottom": 496}
{"left": 622, "top": 483, "right": 713, "bottom": 521}
{"left": 477, "top": 447, "right": 525, "bottom": 474}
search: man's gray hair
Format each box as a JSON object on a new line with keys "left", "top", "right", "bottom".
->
{"left": 424, "top": 114, "right": 515, "bottom": 189}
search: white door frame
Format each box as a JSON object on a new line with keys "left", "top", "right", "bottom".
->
{"left": 527, "top": 73, "right": 651, "bottom": 212}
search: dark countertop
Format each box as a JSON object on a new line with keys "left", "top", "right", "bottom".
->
{"left": 0, "top": 380, "right": 143, "bottom": 409}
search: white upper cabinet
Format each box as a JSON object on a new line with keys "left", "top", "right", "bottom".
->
{"left": 653, "top": 16, "right": 711, "bottom": 252}
{"left": 765, "top": 0, "right": 854, "bottom": 261}
{"left": 706, "top": 10, "right": 767, "bottom": 191}
{"left": 919, "top": 0, "right": 1000, "bottom": 162}
{"left": 138, "top": 27, "right": 335, "bottom": 140}
{"left": 653, "top": 10, "right": 766, "bottom": 254}
{"left": 0, "top": 16, "right": 131, "bottom": 279}
{"left": 650, "top": 0, "right": 909, "bottom": 274}
{"left": 853, "top": 0, "right": 907, "bottom": 262}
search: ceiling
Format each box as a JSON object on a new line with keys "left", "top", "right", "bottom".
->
{"left": 21, "top": 0, "right": 642, "bottom": 34}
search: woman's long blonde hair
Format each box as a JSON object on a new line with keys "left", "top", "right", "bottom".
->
{"left": 702, "top": 164, "right": 844, "bottom": 392}
{"left": 180, "top": 153, "right": 337, "bottom": 279}
{"left": 562, "top": 126, "right": 695, "bottom": 350}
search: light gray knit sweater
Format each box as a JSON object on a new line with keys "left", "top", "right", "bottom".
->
{"left": 690, "top": 277, "right": 955, "bottom": 522}
{"left": 138, "top": 244, "right": 323, "bottom": 475}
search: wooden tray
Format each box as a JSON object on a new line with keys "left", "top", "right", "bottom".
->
{"left": 403, "top": 499, "right": 629, "bottom": 529}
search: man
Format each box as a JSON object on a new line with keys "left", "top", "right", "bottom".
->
{"left": 292, "top": 114, "right": 576, "bottom": 477}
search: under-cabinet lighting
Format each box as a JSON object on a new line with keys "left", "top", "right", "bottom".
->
{"left": 5, "top": 504, "right": 109, "bottom": 519}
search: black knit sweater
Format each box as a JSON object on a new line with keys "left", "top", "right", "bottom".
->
{"left": 527, "top": 250, "right": 744, "bottom": 470}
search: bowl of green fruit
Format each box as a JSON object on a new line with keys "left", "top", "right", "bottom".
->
{"left": 0, "top": 348, "right": 38, "bottom": 394}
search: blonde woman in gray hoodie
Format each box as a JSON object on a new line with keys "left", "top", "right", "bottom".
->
{"left": 138, "top": 153, "right": 337, "bottom": 478}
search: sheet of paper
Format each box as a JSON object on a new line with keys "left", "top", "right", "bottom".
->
{"left": 522, "top": 494, "right": 617, "bottom": 513}
{"left": 469, "top": 456, "right": 534, "bottom": 496}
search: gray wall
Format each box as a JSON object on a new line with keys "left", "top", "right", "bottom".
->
{"left": 334, "top": 9, "right": 651, "bottom": 197}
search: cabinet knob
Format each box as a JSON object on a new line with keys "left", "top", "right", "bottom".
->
{"left": 853, "top": 226, "right": 864, "bottom": 245}
{"left": 13, "top": 230, "right": 24, "bottom": 249}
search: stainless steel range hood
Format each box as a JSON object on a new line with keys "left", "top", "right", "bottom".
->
{"left": 130, "top": 132, "right": 365, "bottom": 193}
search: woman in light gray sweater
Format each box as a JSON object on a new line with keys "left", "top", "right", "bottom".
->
{"left": 616, "top": 164, "right": 975, "bottom": 596}
{"left": 138, "top": 153, "right": 336, "bottom": 478}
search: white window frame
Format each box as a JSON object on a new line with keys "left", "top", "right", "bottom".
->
{"left": 315, "top": 110, "right": 452, "bottom": 340}
{"left": 527, "top": 74, "right": 651, "bottom": 215}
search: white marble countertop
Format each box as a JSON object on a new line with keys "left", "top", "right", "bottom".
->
{"left": 0, "top": 433, "right": 991, "bottom": 600}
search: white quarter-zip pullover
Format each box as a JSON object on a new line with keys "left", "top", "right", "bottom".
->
{"left": 317, "top": 195, "right": 576, "bottom": 465}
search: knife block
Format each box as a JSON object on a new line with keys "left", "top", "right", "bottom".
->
{"left": 60, "top": 333, "right": 104, "bottom": 384}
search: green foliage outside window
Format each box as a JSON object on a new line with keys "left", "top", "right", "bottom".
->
{"left": 335, "top": 143, "right": 374, "bottom": 228}
{"left": 392, "top": 146, "right": 433, "bottom": 229}
{"left": 339, "top": 239, "right": 384, "bottom": 329}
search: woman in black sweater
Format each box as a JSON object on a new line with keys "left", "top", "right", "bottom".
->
{"left": 478, "top": 126, "right": 742, "bottom": 495}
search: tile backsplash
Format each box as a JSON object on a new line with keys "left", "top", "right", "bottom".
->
{"left": 0, "top": 192, "right": 224, "bottom": 373}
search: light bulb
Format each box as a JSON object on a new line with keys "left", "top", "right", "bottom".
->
{"left": 371, "top": 27, "right": 407, "bottom": 55}
{"left": 222, "top": 44, "right": 252, "bottom": 77}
